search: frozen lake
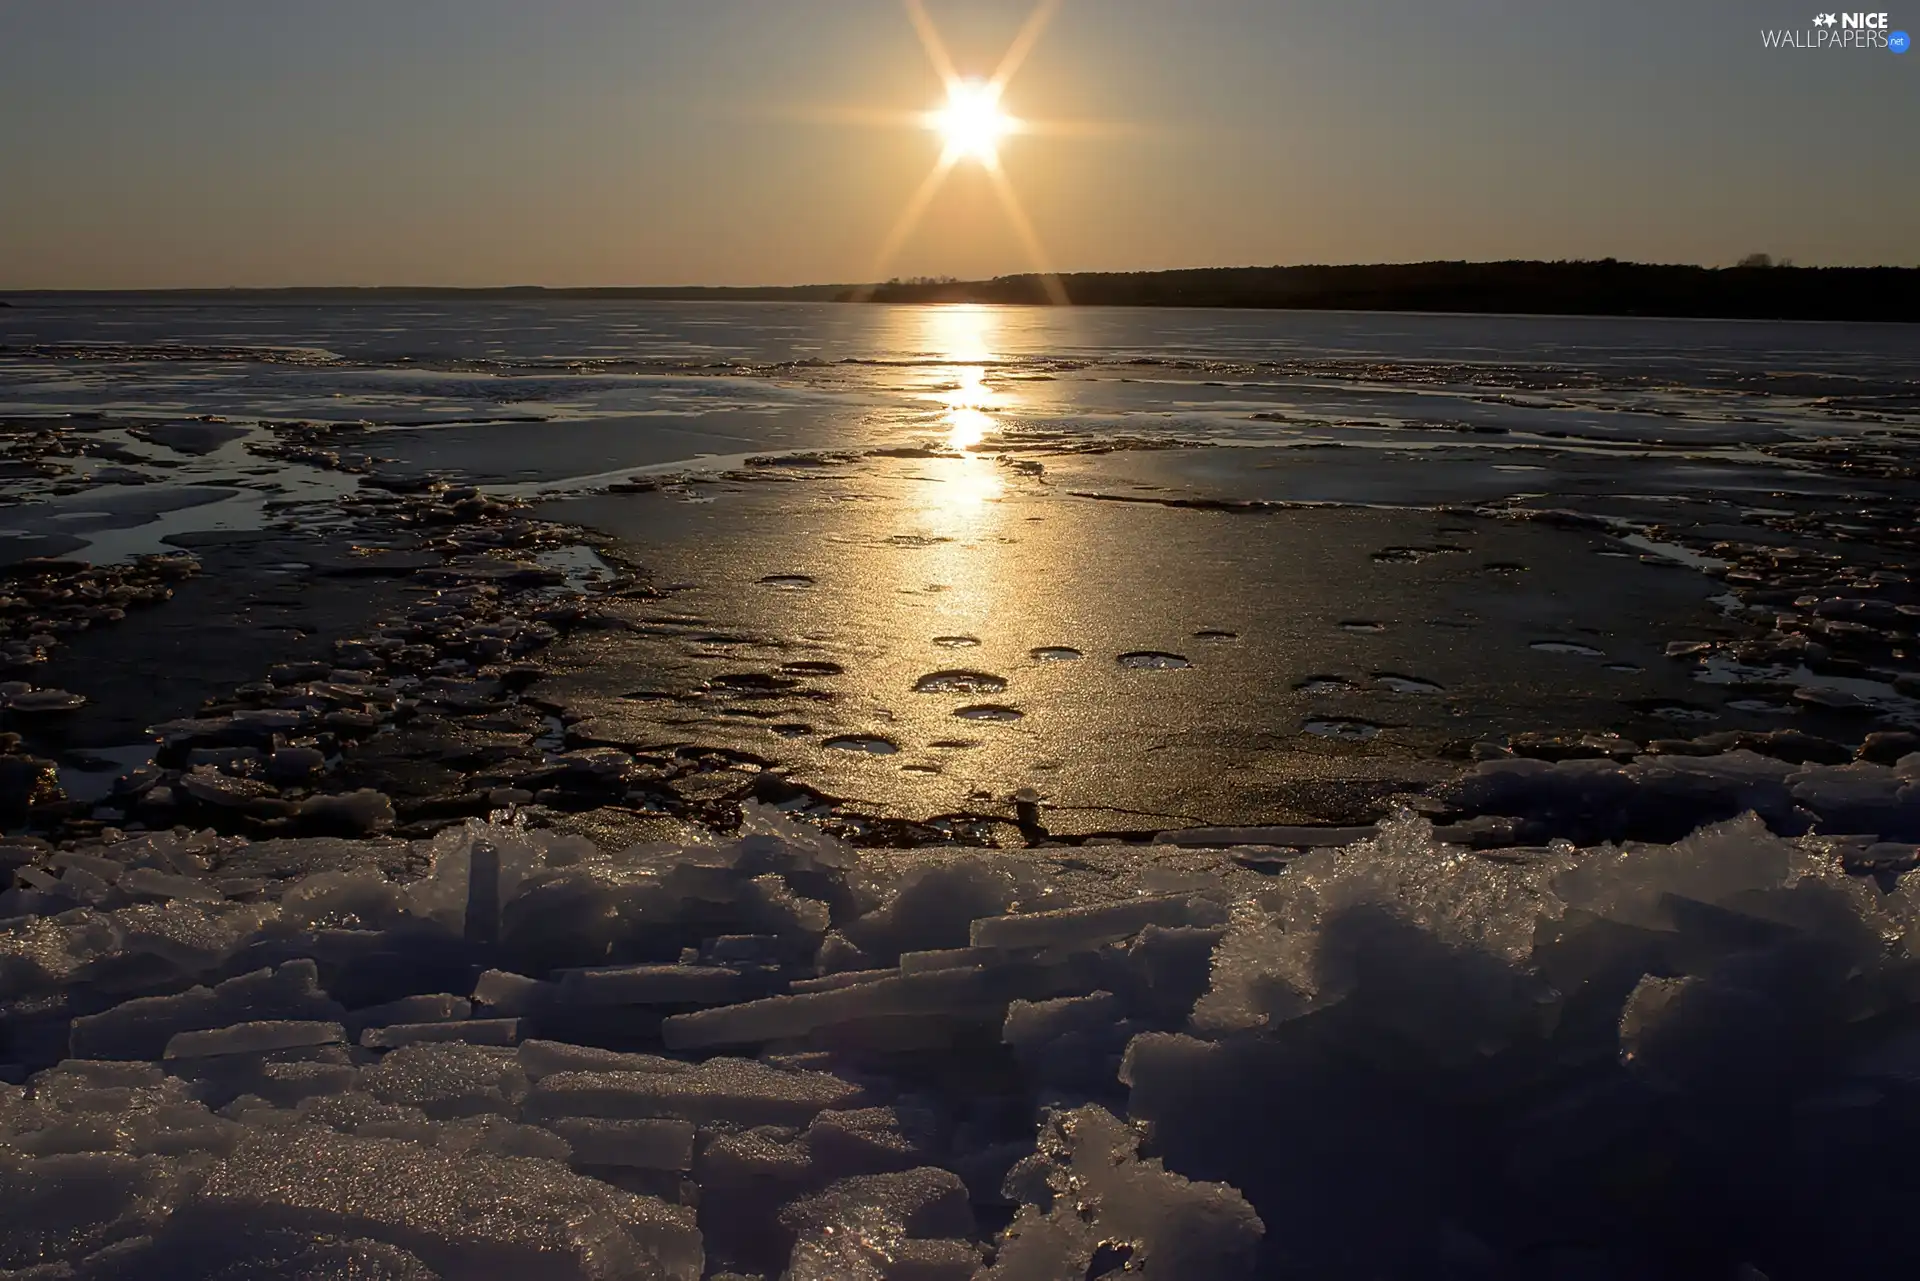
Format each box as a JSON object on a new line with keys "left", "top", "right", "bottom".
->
{"left": 4, "top": 299, "right": 1918, "bottom": 828}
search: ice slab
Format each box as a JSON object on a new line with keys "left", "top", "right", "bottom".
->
{"left": 517, "top": 1040, "right": 691, "bottom": 1081}
{"left": 525, "top": 1060, "right": 862, "bottom": 1128}
{"left": 362, "top": 1018, "right": 523, "bottom": 1049}
{"left": 662, "top": 963, "right": 1084, "bottom": 1050}
{"left": 70, "top": 961, "right": 346, "bottom": 1060}
{"left": 547, "top": 1117, "right": 697, "bottom": 1171}
{"left": 984, "top": 1106, "right": 1262, "bottom": 1279}
{"left": 164, "top": 1020, "right": 345, "bottom": 1059}
{"left": 180, "top": 1128, "right": 703, "bottom": 1280}
{"left": 554, "top": 964, "right": 751, "bottom": 1007}
{"left": 361, "top": 1042, "right": 529, "bottom": 1120}
{"left": 969, "top": 894, "right": 1215, "bottom": 951}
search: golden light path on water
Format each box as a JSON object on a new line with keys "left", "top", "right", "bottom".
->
{"left": 887, "top": 304, "right": 1014, "bottom": 633}
{"left": 924, "top": 304, "right": 1006, "bottom": 505}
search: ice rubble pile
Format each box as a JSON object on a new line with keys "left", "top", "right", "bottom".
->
{"left": 1438, "top": 746, "right": 1920, "bottom": 848}
{"left": 0, "top": 764, "right": 1919, "bottom": 1278}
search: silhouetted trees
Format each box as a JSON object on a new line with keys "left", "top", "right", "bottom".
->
{"left": 849, "top": 260, "right": 1919, "bottom": 322}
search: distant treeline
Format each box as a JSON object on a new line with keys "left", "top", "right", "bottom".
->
{"left": 6, "top": 263, "right": 1918, "bottom": 321}
{"left": 853, "top": 261, "right": 1920, "bottom": 322}
{"left": 0, "top": 285, "right": 855, "bottom": 304}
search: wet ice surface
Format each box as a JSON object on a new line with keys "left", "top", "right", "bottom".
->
{"left": 7, "top": 299, "right": 1920, "bottom": 833}
{"left": 0, "top": 781, "right": 1918, "bottom": 1276}
{"left": 537, "top": 473, "right": 1786, "bottom": 829}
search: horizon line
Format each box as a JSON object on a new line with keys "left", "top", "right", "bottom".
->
{"left": 6, "top": 257, "right": 1920, "bottom": 295}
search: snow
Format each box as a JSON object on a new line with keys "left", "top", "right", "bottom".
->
{"left": 2, "top": 776, "right": 1920, "bottom": 1275}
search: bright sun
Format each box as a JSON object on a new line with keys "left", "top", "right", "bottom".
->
{"left": 930, "top": 80, "right": 1015, "bottom": 165}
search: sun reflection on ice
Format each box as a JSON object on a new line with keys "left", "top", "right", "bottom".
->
{"left": 908, "top": 305, "right": 1014, "bottom": 454}
{"left": 942, "top": 370, "right": 995, "bottom": 450}
{"left": 924, "top": 302, "right": 997, "bottom": 363}
{"left": 934, "top": 455, "right": 1005, "bottom": 511}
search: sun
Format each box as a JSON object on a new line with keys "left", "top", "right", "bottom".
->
{"left": 929, "top": 79, "right": 1015, "bottom": 165}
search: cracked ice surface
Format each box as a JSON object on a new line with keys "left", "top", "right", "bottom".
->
{"left": 1, "top": 764, "right": 1920, "bottom": 1277}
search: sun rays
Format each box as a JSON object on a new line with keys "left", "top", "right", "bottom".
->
{"left": 929, "top": 79, "right": 1013, "bottom": 165}
{"left": 852, "top": 0, "right": 1070, "bottom": 304}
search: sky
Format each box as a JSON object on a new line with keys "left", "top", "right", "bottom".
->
{"left": 1, "top": 0, "right": 1915, "bottom": 288}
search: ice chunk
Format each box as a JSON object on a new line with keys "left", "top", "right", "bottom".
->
{"left": 1001, "top": 992, "right": 1132, "bottom": 1088}
{"left": 736, "top": 800, "right": 855, "bottom": 872}
{"left": 524, "top": 1059, "right": 862, "bottom": 1127}
{"left": 15, "top": 866, "right": 62, "bottom": 894}
{"left": 164, "top": 1020, "right": 345, "bottom": 1059}
{"left": 70, "top": 961, "right": 346, "bottom": 1060}
{"left": 361, "top": 1019, "right": 521, "bottom": 1050}
{"left": 692, "top": 1127, "right": 818, "bottom": 1272}
{"left": 361, "top": 1042, "right": 529, "bottom": 1120}
{"left": 977, "top": 1205, "right": 1087, "bottom": 1281}
{"left": 899, "top": 946, "right": 1007, "bottom": 973}
{"left": 26, "top": 1059, "right": 171, "bottom": 1098}
{"left": 0, "top": 1152, "right": 181, "bottom": 1271}
{"left": 347, "top": 993, "right": 473, "bottom": 1036}
{"left": 1556, "top": 813, "right": 1894, "bottom": 953}
{"left": 803, "top": 1106, "right": 935, "bottom": 1178}
{"left": 1438, "top": 750, "right": 1808, "bottom": 843}
{"left": 554, "top": 963, "right": 751, "bottom": 1007}
{"left": 57, "top": 864, "right": 115, "bottom": 902}
{"left": 693, "top": 1125, "right": 813, "bottom": 1189}
{"left": 437, "top": 1114, "right": 576, "bottom": 1162}
{"left": 517, "top": 1040, "right": 690, "bottom": 1081}
{"left": 1003, "top": 991, "right": 1122, "bottom": 1050}
{"left": 1193, "top": 816, "right": 1563, "bottom": 1048}
{"left": 299, "top": 1094, "right": 432, "bottom": 1135}
{"left": 49, "top": 852, "right": 127, "bottom": 882}
{"left": 254, "top": 1060, "right": 360, "bottom": 1107}
{"left": 0, "top": 910, "right": 126, "bottom": 1001}
{"left": 843, "top": 857, "right": 1022, "bottom": 964}
{"left": 280, "top": 867, "right": 407, "bottom": 930}
{"left": 464, "top": 831, "right": 502, "bottom": 943}
{"left": 1790, "top": 761, "right": 1920, "bottom": 840}
{"left": 404, "top": 820, "right": 547, "bottom": 934}
{"left": 1117, "top": 924, "right": 1225, "bottom": 1022}
{"left": 297, "top": 788, "right": 397, "bottom": 836}
{"left": 118, "top": 867, "right": 225, "bottom": 903}
{"left": 739, "top": 873, "right": 831, "bottom": 940}
{"left": 984, "top": 1106, "right": 1261, "bottom": 1279}
{"left": 104, "top": 899, "right": 276, "bottom": 974}
{"left": 700, "top": 934, "right": 789, "bottom": 966}
{"left": 662, "top": 963, "right": 1084, "bottom": 1050}
{"left": 111, "top": 1230, "right": 446, "bottom": 1279}
{"left": 788, "top": 967, "right": 899, "bottom": 993}
{"left": 970, "top": 894, "right": 1214, "bottom": 951}
{"left": 780, "top": 1168, "right": 976, "bottom": 1279}
{"left": 547, "top": 1117, "right": 697, "bottom": 1171}
{"left": 131, "top": 1104, "right": 245, "bottom": 1158}
{"left": 178, "top": 1128, "right": 703, "bottom": 1280}
{"left": 1153, "top": 825, "right": 1375, "bottom": 848}
{"left": 9, "top": 1114, "right": 134, "bottom": 1157}
{"left": 473, "top": 968, "right": 551, "bottom": 1017}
